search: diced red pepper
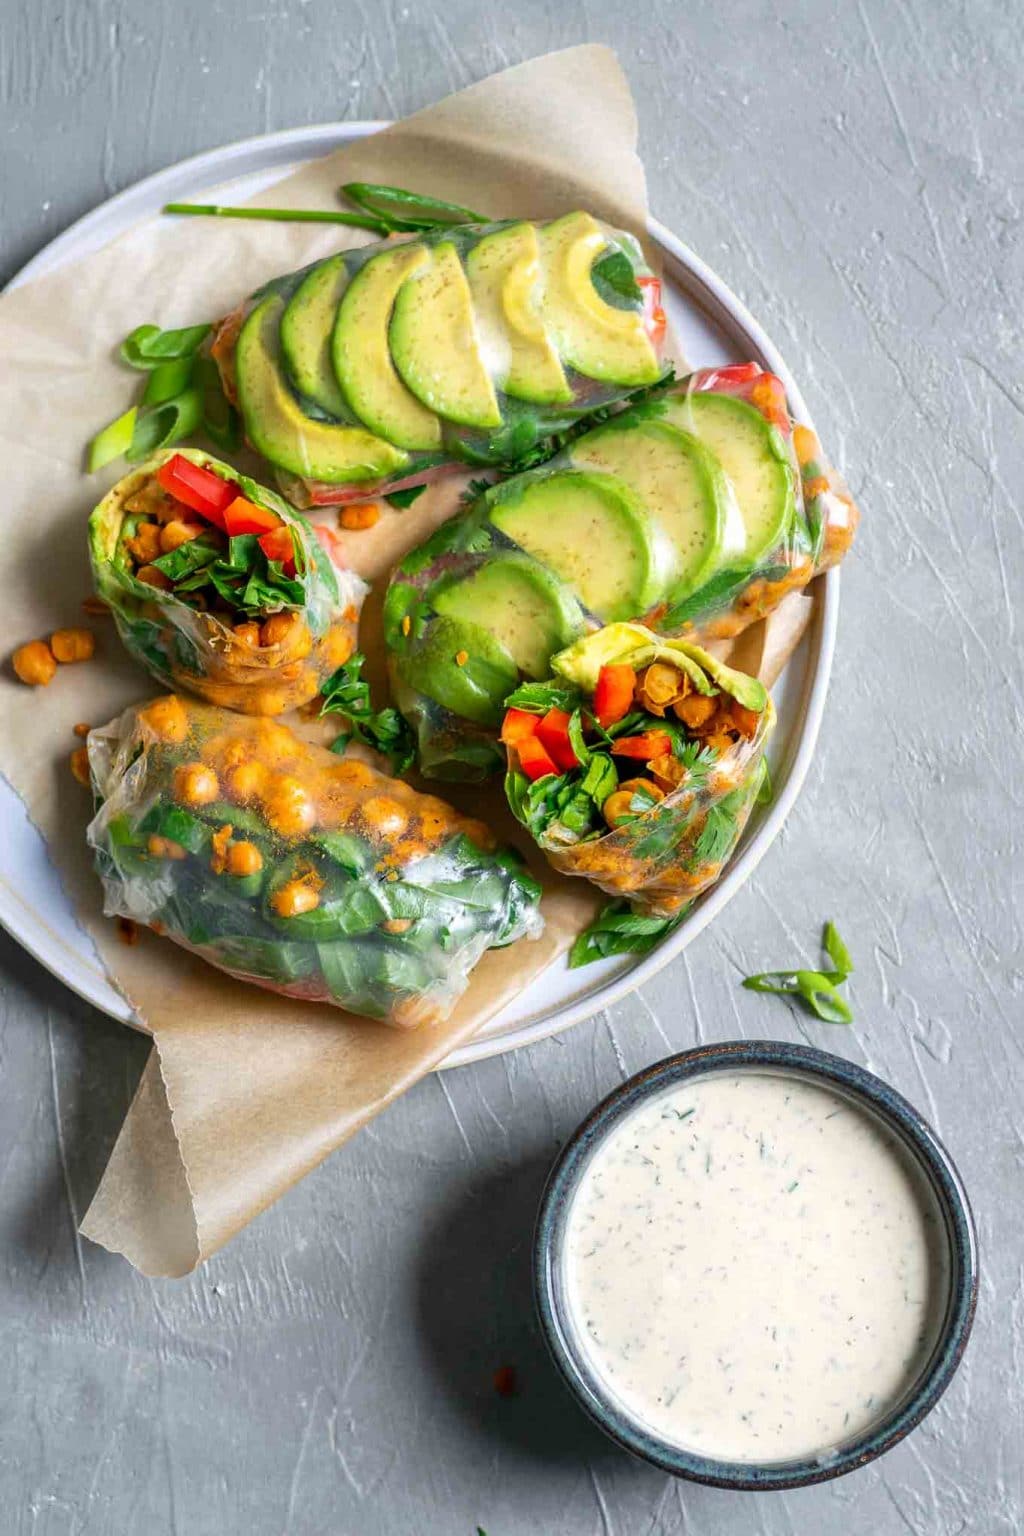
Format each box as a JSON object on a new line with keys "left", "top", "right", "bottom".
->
{"left": 638, "top": 276, "right": 667, "bottom": 352}
{"left": 593, "top": 664, "right": 636, "bottom": 728}
{"left": 537, "top": 708, "right": 580, "bottom": 772}
{"left": 156, "top": 454, "right": 236, "bottom": 529}
{"left": 611, "top": 732, "right": 672, "bottom": 759}
{"left": 258, "top": 524, "right": 297, "bottom": 576}
{"left": 221, "top": 495, "right": 282, "bottom": 537}
{"left": 517, "top": 734, "right": 558, "bottom": 781}
{"left": 500, "top": 708, "right": 540, "bottom": 748}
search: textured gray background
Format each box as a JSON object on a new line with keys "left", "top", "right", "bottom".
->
{"left": 1, "top": 1, "right": 1021, "bottom": 1532}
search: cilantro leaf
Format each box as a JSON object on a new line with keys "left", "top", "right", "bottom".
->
{"left": 319, "top": 652, "right": 416, "bottom": 774}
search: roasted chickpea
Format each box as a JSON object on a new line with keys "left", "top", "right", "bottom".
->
{"left": 173, "top": 761, "right": 219, "bottom": 806}
{"left": 602, "top": 789, "right": 641, "bottom": 829}
{"left": 12, "top": 640, "right": 56, "bottom": 686}
{"left": 619, "top": 777, "right": 665, "bottom": 803}
{"left": 673, "top": 693, "right": 718, "bottom": 731}
{"left": 321, "top": 625, "right": 355, "bottom": 670}
{"left": 332, "top": 758, "right": 376, "bottom": 789}
{"left": 263, "top": 775, "right": 316, "bottom": 838}
{"left": 259, "top": 612, "right": 303, "bottom": 650}
{"left": 136, "top": 564, "right": 173, "bottom": 591}
{"left": 160, "top": 519, "right": 205, "bottom": 554}
{"left": 359, "top": 795, "right": 409, "bottom": 839}
{"left": 69, "top": 746, "right": 91, "bottom": 785}
{"left": 338, "top": 500, "right": 383, "bottom": 531}
{"left": 271, "top": 880, "right": 319, "bottom": 918}
{"left": 226, "top": 840, "right": 263, "bottom": 877}
{"left": 458, "top": 817, "right": 497, "bottom": 852}
{"left": 249, "top": 719, "right": 297, "bottom": 763}
{"left": 381, "top": 918, "right": 412, "bottom": 934}
{"left": 50, "top": 628, "right": 95, "bottom": 664}
{"left": 225, "top": 760, "right": 266, "bottom": 801}
{"left": 147, "top": 835, "right": 186, "bottom": 860}
{"left": 232, "top": 621, "right": 261, "bottom": 649}
{"left": 125, "top": 521, "right": 162, "bottom": 566}
{"left": 139, "top": 694, "right": 189, "bottom": 744}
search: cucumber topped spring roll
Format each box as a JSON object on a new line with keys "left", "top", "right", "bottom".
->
{"left": 210, "top": 213, "right": 668, "bottom": 505}
{"left": 502, "top": 625, "right": 774, "bottom": 917}
{"left": 86, "top": 696, "right": 543, "bottom": 1028}
{"left": 90, "top": 450, "right": 366, "bottom": 715}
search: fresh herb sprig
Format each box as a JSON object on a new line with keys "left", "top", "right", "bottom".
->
{"left": 570, "top": 899, "right": 689, "bottom": 968}
{"left": 742, "top": 921, "right": 854, "bottom": 1024}
{"left": 319, "top": 653, "right": 416, "bottom": 774}
{"left": 163, "top": 182, "right": 486, "bottom": 237}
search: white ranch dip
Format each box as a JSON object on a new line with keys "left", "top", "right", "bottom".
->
{"left": 564, "top": 1071, "right": 950, "bottom": 1463}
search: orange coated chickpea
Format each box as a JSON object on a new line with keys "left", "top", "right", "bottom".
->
{"left": 225, "top": 761, "right": 267, "bottom": 801}
{"left": 332, "top": 757, "right": 376, "bottom": 789}
{"left": 271, "top": 880, "right": 320, "bottom": 918}
{"left": 263, "top": 775, "right": 316, "bottom": 838}
{"left": 147, "top": 835, "right": 186, "bottom": 860}
{"left": 338, "top": 501, "right": 382, "bottom": 531}
{"left": 69, "top": 746, "right": 90, "bottom": 785}
{"left": 259, "top": 612, "right": 298, "bottom": 649}
{"left": 226, "top": 841, "right": 263, "bottom": 877}
{"left": 159, "top": 519, "right": 205, "bottom": 554}
{"left": 321, "top": 625, "right": 355, "bottom": 669}
{"left": 139, "top": 694, "right": 189, "bottom": 744}
{"left": 233, "top": 621, "right": 261, "bottom": 648}
{"left": 12, "top": 640, "right": 56, "bottom": 686}
{"left": 359, "top": 795, "right": 409, "bottom": 839}
{"left": 50, "top": 628, "right": 96, "bottom": 664}
{"left": 136, "top": 564, "right": 173, "bottom": 591}
{"left": 125, "top": 522, "right": 162, "bottom": 565}
{"left": 173, "top": 761, "right": 219, "bottom": 806}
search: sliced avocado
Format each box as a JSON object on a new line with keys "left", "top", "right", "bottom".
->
{"left": 488, "top": 471, "right": 661, "bottom": 622}
{"left": 432, "top": 553, "right": 584, "bottom": 679}
{"left": 331, "top": 244, "right": 443, "bottom": 451}
{"left": 465, "top": 223, "right": 572, "bottom": 406}
{"left": 538, "top": 212, "right": 661, "bottom": 387}
{"left": 396, "top": 615, "right": 519, "bottom": 727}
{"left": 236, "top": 296, "right": 409, "bottom": 484}
{"left": 551, "top": 621, "right": 769, "bottom": 714}
{"left": 662, "top": 392, "right": 795, "bottom": 566}
{"left": 390, "top": 242, "right": 502, "bottom": 430}
{"left": 279, "top": 255, "right": 350, "bottom": 417}
{"left": 570, "top": 418, "right": 725, "bottom": 604}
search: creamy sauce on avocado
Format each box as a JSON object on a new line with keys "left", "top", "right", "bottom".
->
{"left": 564, "top": 1071, "right": 950, "bottom": 1463}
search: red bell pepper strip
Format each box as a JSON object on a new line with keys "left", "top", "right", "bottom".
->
{"left": 517, "top": 734, "right": 558, "bottom": 781}
{"left": 537, "top": 708, "right": 580, "bottom": 772}
{"left": 593, "top": 664, "right": 636, "bottom": 729}
{"left": 156, "top": 454, "right": 236, "bottom": 529}
{"left": 611, "top": 732, "right": 672, "bottom": 759}
{"left": 638, "top": 276, "right": 667, "bottom": 352}
{"left": 221, "top": 495, "right": 282, "bottom": 537}
{"left": 500, "top": 708, "right": 540, "bottom": 748}
{"left": 258, "top": 524, "right": 297, "bottom": 576}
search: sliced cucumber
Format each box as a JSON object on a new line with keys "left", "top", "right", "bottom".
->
{"left": 279, "top": 255, "right": 350, "bottom": 417}
{"left": 661, "top": 392, "right": 794, "bottom": 566}
{"left": 489, "top": 470, "right": 661, "bottom": 622}
{"left": 569, "top": 419, "right": 726, "bottom": 605}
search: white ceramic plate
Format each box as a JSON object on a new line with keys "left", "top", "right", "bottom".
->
{"left": 3, "top": 123, "right": 837, "bottom": 1068}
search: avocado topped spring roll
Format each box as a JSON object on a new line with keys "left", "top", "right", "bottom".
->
{"left": 90, "top": 450, "right": 366, "bottom": 715}
{"left": 385, "top": 362, "right": 855, "bottom": 780}
{"left": 210, "top": 213, "right": 668, "bottom": 505}
{"left": 501, "top": 625, "right": 774, "bottom": 918}
{"left": 86, "top": 696, "right": 543, "bottom": 1028}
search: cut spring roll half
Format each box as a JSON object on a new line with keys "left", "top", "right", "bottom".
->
{"left": 86, "top": 696, "right": 543, "bottom": 1028}
{"left": 210, "top": 213, "right": 669, "bottom": 505}
{"left": 89, "top": 450, "right": 367, "bottom": 715}
{"left": 502, "top": 624, "right": 774, "bottom": 918}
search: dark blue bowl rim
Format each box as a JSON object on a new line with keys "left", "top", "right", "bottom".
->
{"left": 533, "top": 1039, "right": 978, "bottom": 1491}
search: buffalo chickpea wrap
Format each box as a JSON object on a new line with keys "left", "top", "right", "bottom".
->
{"left": 86, "top": 696, "right": 543, "bottom": 1028}
{"left": 89, "top": 449, "right": 367, "bottom": 716}
{"left": 502, "top": 624, "right": 774, "bottom": 919}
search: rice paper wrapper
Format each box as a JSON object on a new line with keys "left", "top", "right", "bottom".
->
{"left": 0, "top": 47, "right": 815, "bottom": 1275}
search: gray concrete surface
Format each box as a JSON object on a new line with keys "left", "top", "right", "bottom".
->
{"left": 1, "top": 2, "right": 1022, "bottom": 1532}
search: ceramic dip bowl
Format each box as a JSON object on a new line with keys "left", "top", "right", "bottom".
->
{"left": 534, "top": 1040, "right": 977, "bottom": 1490}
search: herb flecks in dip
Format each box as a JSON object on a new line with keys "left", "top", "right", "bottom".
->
{"left": 565, "top": 1071, "right": 950, "bottom": 1464}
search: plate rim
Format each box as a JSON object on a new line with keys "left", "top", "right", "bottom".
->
{"left": 2, "top": 120, "right": 838, "bottom": 1067}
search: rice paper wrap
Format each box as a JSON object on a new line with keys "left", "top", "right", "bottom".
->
{"left": 89, "top": 449, "right": 367, "bottom": 715}
{"left": 385, "top": 362, "right": 855, "bottom": 780}
{"left": 86, "top": 695, "right": 543, "bottom": 1028}
{"left": 503, "top": 625, "right": 774, "bottom": 918}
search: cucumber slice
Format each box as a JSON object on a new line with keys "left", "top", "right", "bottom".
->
{"left": 570, "top": 419, "right": 726, "bottom": 605}
{"left": 489, "top": 471, "right": 662, "bottom": 621}
{"left": 661, "top": 392, "right": 795, "bottom": 566}
{"left": 279, "top": 255, "right": 350, "bottom": 417}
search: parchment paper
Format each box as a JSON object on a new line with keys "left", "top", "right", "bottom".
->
{"left": 0, "top": 46, "right": 811, "bottom": 1276}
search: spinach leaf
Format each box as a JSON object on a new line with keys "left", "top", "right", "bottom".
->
{"left": 319, "top": 652, "right": 416, "bottom": 774}
{"left": 569, "top": 899, "right": 689, "bottom": 968}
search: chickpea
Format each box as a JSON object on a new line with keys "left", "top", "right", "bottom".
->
{"left": 147, "top": 835, "right": 186, "bottom": 860}
{"left": 173, "top": 761, "right": 219, "bottom": 806}
{"left": 271, "top": 880, "right": 320, "bottom": 918}
{"left": 125, "top": 521, "right": 163, "bottom": 566}
{"left": 69, "top": 746, "right": 90, "bottom": 786}
{"left": 250, "top": 687, "right": 289, "bottom": 717}
{"left": 226, "top": 840, "right": 263, "bottom": 878}
{"left": 50, "top": 628, "right": 95, "bottom": 664}
{"left": 225, "top": 760, "right": 266, "bottom": 801}
{"left": 259, "top": 612, "right": 298, "bottom": 649}
{"left": 209, "top": 823, "right": 234, "bottom": 874}
{"left": 136, "top": 564, "right": 173, "bottom": 591}
{"left": 139, "top": 694, "right": 189, "bottom": 744}
{"left": 381, "top": 918, "right": 412, "bottom": 934}
{"left": 619, "top": 777, "right": 665, "bottom": 803}
{"left": 159, "top": 519, "right": 205, "bottom": 554}
{"left": 673, "top": 693, "right": 717, "bottom": 731}
{"left": 360, "top": 795, "right": 409, "bottom": 839}
{"left": 249, "top": 718, "right": 297, "bottom": 763}
{"left": 73, "top": 723, "right": 91, "bottom": 738}
{"left": 233, "top": 621, "right": 261, "bottom": 648}
{"left": 332, "top": 757, "right": 376, "bottom": 790}
{"left": 12, "top": 639, "right": 56, "bottom": 686}
{"left": 458, "top": 817, "right": 497, "bottom": 852}
{"left": 338, "top": 500, "right": 383, "bottom": 531}
{"left": 264, "top": 775, "right": 316, "bottom": 838}
{"left": 321, "top": 625, "right": 355, "bottom": 670}
{"left": 602, "top": 789, "right": 641, "bottom": 829}
{"left": 81, "top": 596, "right": 109, "bottom": 617}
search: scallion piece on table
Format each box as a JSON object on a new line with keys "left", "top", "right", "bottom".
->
{"left": 741, "top": 922, "right": 855, "bottom": 1023}
{"left": 86, "top": 406, "right": 137, "bottom": 473}
{"left": 120, "top": 322, "right": 211, "bottom": 369}
{"left": 163, "top": 202, "right": 390, "bottom": 236}
{"left": 124, "top": 387, "right": 203, "bottom": 462}
{"left": 141, "top": 356, "right": 196, "bottom": 407}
